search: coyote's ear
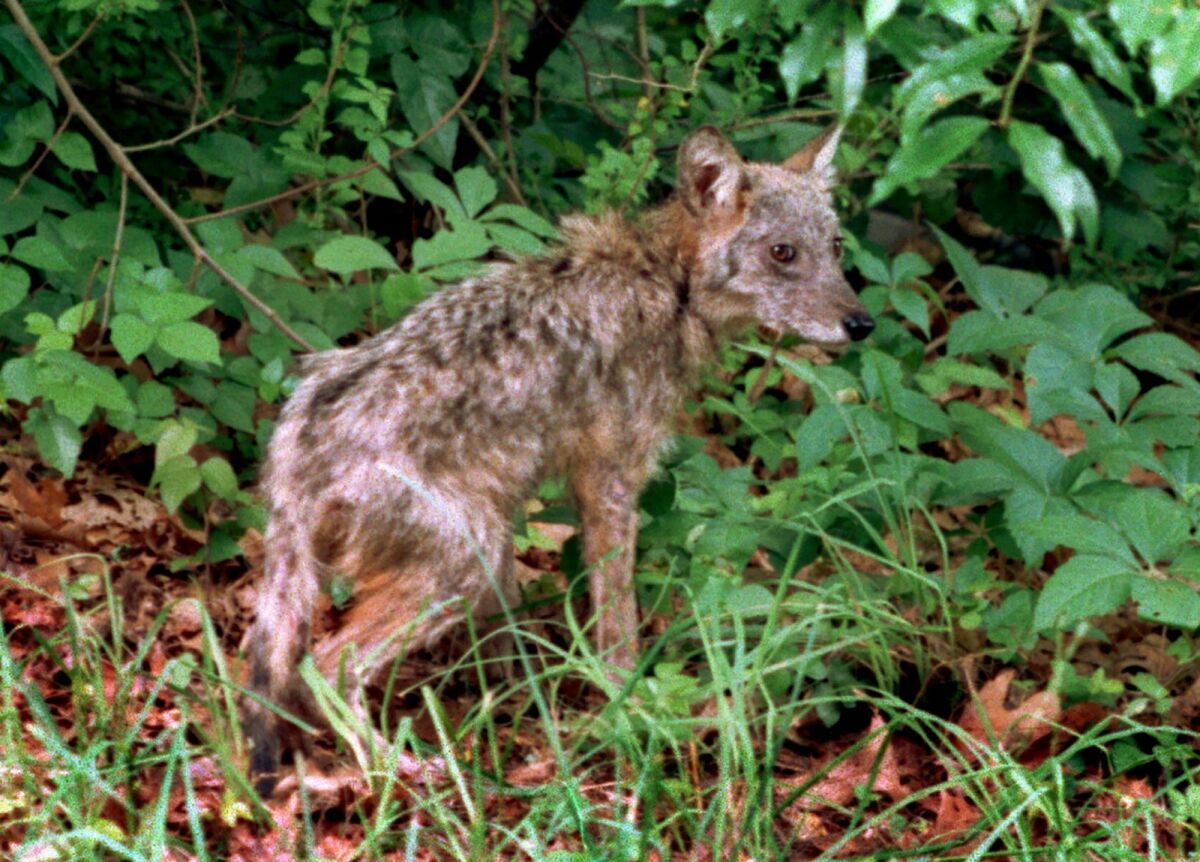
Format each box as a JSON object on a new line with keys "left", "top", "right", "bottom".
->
{"left": 677, "top": 126, "right": 745, "bottom": 214}
{"left": 782, "top": 124, "right": 841, "bottom": 183}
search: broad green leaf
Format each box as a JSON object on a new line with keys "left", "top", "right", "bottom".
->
{"left": 454, "top": 166, "right": 498, "bottom": 219}
{"left": 929, "top": 225, "right": 996, "bottom": 316}
{"left": 236, "top": 245, "right": 299, "bottom": 279}
{"left": 864, "top": 0, "right": 901, "bottom": 36}
{"left": 1113, "top": 332, "right": 1200, "bottom": 385}
{"left": 110, "top": 314, "right": 155, "bottom": 363}
{"left": 12, "top": 235, "right": 71, "bottom": 271}
{"left": 380, "top": 272, "right": 432, "bottom": 319}
{"left": 359, "top": 168, "right": 404, "bottom": 202}
{"left": 157, "top": 454, "right": 201, "bottom": 513}
{"left": 183, "top": 132, "right": 258, "bottom": 179}
{"left": 1108, "top": 0, "right": 1173, "bottom": 55}
{"left": 1034, "top": 554, "right": 1133, "bottom": 631}
{"left": 211, "top": 381, "right": 256, "bottom": 433}
{"left": 0, "top": 263, "right": 30, "bottom": 314}
{"left": 391, "top": 54, "right": 458, "bottom": 169}
{"left": 1034, "top": 283, "right": 1151, "bottom": 358}
{"left": 200, "top": 457, "right": 239, "bottom": 500}
{"left": 895, "top": 34, "right": 1011, "bottom": 139}
{"left": 0, "top": 25, "right": 57, "bottom": 103}
{"left": 313, "top": 235, "right": 398, "bottom": 275}
{"left": 50, "top": 131, "right": 97, "bottom": 172}
{"left": 915, "top": 358, "right": 1010, "bottom": 395}
{"left": 889, "top": 285, "right": 930, "bottom": 338}
{"left": 484, "top": 223, "right": 544, "bottom": 255}
{"left": 949, "top": 401, "right": 1065, "bottom": 492}
{"left": 480, "top": 204, "right": 558, "bottom": 238}
{"left": 1016, "top": 513, "right": 1136, "bottom": 566}
{"left": 1095, "top": 362, "right": 1140, "bottom": 418}
{"left": 1007, "top": 121, "right": 1099, "bottom": 246}
{"left": 704, "top": 0, "right": 762, "bottom": 41}
{"left": 56, "top": 300, "right": 95, "bottom": 335}
{"left": 1055, "top": 10, "right": 1135, "bottom": 100}
{"left": 136, "top": 380, "right": 176, "bottom": 418}
{"left": 1, "top": 356, "right": 36, "bottom": 403}
{"left": 837, "top": 10, "right": 867, "bottom": 117}
{"left": 411, "top": 222, "right": 491, "bottom": 271}
{"left": 26, "top": 408, "right": 82, "bottom": 476}
{"left": 399, "top": 170, "right": 465, "bottom": 220}
{"left": 870, "top": 116, "right": 988, "bottom": 204}
{"left": 155, "top": 421, "right": 197, "bottom": 468}
{"left": 137, "top": 292, "right": 213, "bottom": 326}
{"left": 1131, "top": 574, "right": 1200, "bottom": 629}
{"left": 1036, "top": 62, "right": 1121, "bottom": 177}
{"left": 1149, "top": 10, "right": 1200, "bottom": 105}
{"left": 1116, "top": 489, "right": 1191, "bottom": 565}
{"left": 779, "top": 7, "right": 838, "bottom": 102}
{"left": 157, "top": 321, "right": 221, "bottom": 365}
{"left": 930, "top": 0, "right": 980, "bottom": 30}
{"left": 795, "top": 404, "right": 849, "bottom": 470}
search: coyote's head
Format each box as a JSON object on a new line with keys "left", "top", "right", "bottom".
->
{"left": 677, "top": 125, "right": 874, "bottom": 346}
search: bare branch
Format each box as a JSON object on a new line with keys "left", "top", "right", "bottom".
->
{"left": 56, "top": 10, "right": 105, "bottom": 63}
{"left": 94, "top": 173, "right": 129, "bottom": 357}
{"left": 3, "top": 0, "right": 316, "bottom": 351}
{"left": 7, "top": 112, "right": 71, "bottom": 202}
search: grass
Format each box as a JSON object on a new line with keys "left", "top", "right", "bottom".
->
{"left": 3, "top": 519, "right": 1198, "bottom": 861}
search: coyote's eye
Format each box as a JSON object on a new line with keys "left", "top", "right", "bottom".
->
{"left": 832, "top": 236, "right": 843, "bottom": 258}
{"left": 770, "top": 244, "right": 796, "bottom": 263}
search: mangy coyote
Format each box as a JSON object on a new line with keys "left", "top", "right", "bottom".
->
{"left": 244, "top": 125, "right": 874, "bottom": 791}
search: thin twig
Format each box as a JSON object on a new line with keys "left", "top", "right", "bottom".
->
{"left": 123, "top": 108, "right": 234, "bottom": 154}
{"left": 460, "top": 114, "right": 527, "bottom": 206}
{"left": 3, "top": 0, "right": 316, "bottom": 351}
{"left": 497, "top": 10, "right": 520, "bottom": 195}
{"left": 94, "top": 173, "right": 129, "bottom": 357}
{"left": 190, "top": 0, "right": 502, "bottom": 224}
{"left": 998, "top": 0, "right": 1048, "bottom": 128}
{"left": 7, "top": 112, "right": 71, "bottom": 202}
{"left": 234, "top": 30, "right": 352, "bottom": 127}
{"left": 56, "top": 10, "right": 105, "bottom": 63}
{"left": 635, "top": 8, "right": 652, "bottom": 102}
{"left": 179, "top": 0, "right": 206, "bottom": 124}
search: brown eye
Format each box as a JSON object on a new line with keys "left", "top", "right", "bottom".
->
{"left": 770, "top": 244, "right": 795, "bottom": 263}
{"left": 832, "top": 235, "right": 843, "bottom": 258}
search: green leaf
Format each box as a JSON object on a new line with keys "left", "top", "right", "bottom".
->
{"left": 1094, "top": 362, "right": 1140, "bottom": 418}
{"left": 1131, "top": 574, "right": 1200, "bottom": 630}
{"left": 399, "top": 170, "right": 465, "bottom": 220}
{"left": 155, "top": 421, "right": 197, "bottom": 469}
{"left": 1034, "top": 555, "right": 1133, "bottom": 631}
{"left": 411, "top": 223, "right": 491, "bottom": 271}
{"left": 704, "top": 0, "right": 762, "bottom": 41}
{"left": 157, "top": 321, "right": 221, "bottom": 365}
{"left": 391, "top": 54, "right": 458, "bottom": 169}
{"left": 1, "top": 356, "right": 36, "bottom": 403}
{"left": 895, "top": 33, "right": 1011, "bottom": 140}
{"left": 1149, "top": 10, "right": 1200, "bottom": 105}
{"left": 870, "top": 116, "right": 988, "bottom": 204}
{"left": 25, "top": 407, "right": 82, "bottom": 476}
{"left": 915, "top": 358, "right": 1010, "bottom": 395}
{"left": 837, "top": 10, "right": 867, "bottom": 117}
{"left": 480, "top": 204, "right": 558, "bottom": 239}
{"left": 0, "top": 25, "right": 57, "bottom": 103}
{"left": 1015, "top": 513, "right": 1136, "bottom": 566}
{"left": 236, "top": 245, "right": 299, "bottom": 279}
{"left": 110, "top": 314, "right": 155, "bottom": 363}
{"left": 929, "top": 0, "right": 980, "bottom": 30}
{"left": 0, "top": 263, "right": 30, "bottom": 314}
{"left": 778, "top": 7, "right": 838, "bottom": 102}
{"left": 1116, "top": 489, "right": 1191, "bottom": 566}
{"left": 949, "top": 401, "right": 1065, "bottom": 492}
{"left": 56, "top": 301, "right": 95, "bottom": 335}
{"left": 1036, "top": 62, "right": 1121, "bottom": 177}
{"left": 12, "top": 235, "right": 71, "bottom": 271}
{"left": 454, "top": 166, "right": 497, "bottom": 219}
{"left": 1054, "top": 10, "right": 1135, "bottom": 100}
{"left": 156, "top": 454, "right": 201, "bottom": 514}
{"left": 888, "top": 285, "right": 930, "bottom": 338}
{"left": 1108, "top": 0, "right": 1173, "bottom": 55}
{"left": 183, "top": 132, "right": 258, "bottom": 179}
{"left": 136, "top": 380, "right": 176, "bottom": 418}
{"left": 1113, "top": 332, "right": 1200, "bottom": 385}
{"left": 211, "top": 381, "right": 256, "bottom": 433}
{"left": 50, "top": 131, "right": 97, "bottom": 172}
{"left": 137, "top": 291, "right": 213, "bottom": 326}
{"left": 200, "top": 457, "right": 239, "bottom": 500}
{"left": 313, "top": 235, "right": 398, "bottom": 275}
{"left": 1007, "top": 121, "right": 1099, "bottom": 246}
{"left": 864, "top": 0, "right": 901, "bottom": 36}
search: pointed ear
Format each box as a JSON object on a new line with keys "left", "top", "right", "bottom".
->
{"left": 782, "top": 124, "right": 842, "bottom": 182}
{"left": 677, "top": 126, "right": 745, "bottom": 214}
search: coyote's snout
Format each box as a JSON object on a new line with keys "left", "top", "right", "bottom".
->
{"left": 243, "top": 125, "right": 872, "bottom": 793}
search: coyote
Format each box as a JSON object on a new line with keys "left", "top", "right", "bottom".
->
{"left": 244, "top": 125, "right": 874, "bottom": 791}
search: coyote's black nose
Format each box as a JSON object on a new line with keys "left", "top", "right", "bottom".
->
{"left": 842, "top": 313, "right": 875, "bottom": 342}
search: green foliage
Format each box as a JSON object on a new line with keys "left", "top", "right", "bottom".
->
{"left": 0, "top": 3, "right": 1199, "bottom": 850}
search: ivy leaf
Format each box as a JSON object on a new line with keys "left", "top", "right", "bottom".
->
{"left": 1036, "top": 62, "right": 1121, "bottom": 177}
{"left": 1034, "top": 554, "right": 1133, "bottom": 631}
{"left": 110, "top": 314, "right": 155, "bottom": 363}
{"left": 1007, "top": 121, "right": 1099, "bottom": 246}
{"left": 157, "top": 321, "right": 221, "bottom": 365}
{"left": 24, "top": 407, "right": 82, "bottom": 477}
{"left": 870, "top": 116, "right": 988, "bottom": 204}
{"left": 314, "top": 235, "right": 398, "bottom": 275}
{"left": 51, "top": 131, "right": 97, "bottom": 172}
